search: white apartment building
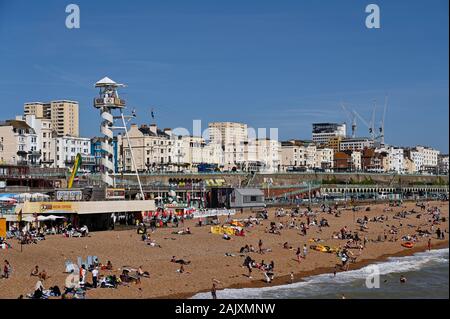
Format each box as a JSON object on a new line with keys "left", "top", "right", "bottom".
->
{"left": 405, "top": 146, "right": 440, "bottom": 173}
{"left": 438, "top": 154, "right": 449, "bottom": 174}
{"left": 235, "top": 139, "right": 281, "bottom": 173}
{"left": 172, "top": 135, "right": 224, "bottom": 169}
{"left": 408, "top": 150, "right": 424, "bottom": 172}
{"left": 54, "top": 135, "right": 92, "bottom": 171}
{"left": 315, "top": 148, "right": 334, "bottom": 169}
{"left": 21, "top": 114, "right": 55, "bottom": 167}
{"left": 351, "top": 151, "right": 362, "bottom": 171}
{"left": 208, "top": 122, "right": 248, "bottom": 170}
{"left": 312, "top": 123, "right": 346, "bottom": 145}
{"left": 381, "top": 147, "right": 405, "bottom": 173}
{"left": 254, "top": 139, "right": 281, "bottom": 172}
{"left": 415, "top": 146, "right": 440, "bottom": 168}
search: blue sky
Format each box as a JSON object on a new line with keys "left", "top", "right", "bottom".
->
{"left": 0, "top": 0, "right": 448, "bottom": 151}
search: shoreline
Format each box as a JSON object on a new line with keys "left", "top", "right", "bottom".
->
{"left": 160, "top": 241, "right": 449, "bottom": 299}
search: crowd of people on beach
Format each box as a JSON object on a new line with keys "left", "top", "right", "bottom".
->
{"left": 1, "top": 199, "right": 448, "bottom": 299}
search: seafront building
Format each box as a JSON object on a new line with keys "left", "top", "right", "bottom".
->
{"left": 0, "top": 119, "right": 38, "bottom": 165}
{"left": 21, "top": 114, "right": 55, "bottom": 167}
{"left": 24, "top": 100, "right": 79, "bottom": 137}
{"left": 208, "top": 122, "right": 248, "bottom": 170}
{"left": 54, "top": 135, "right": 94, "bottom": 171}
{"left": 0, "top": 100, "right": 446, "bottom": 175}
{"left": 312, "top": 123, "right": 346, "bottom": 146}
{"left": 438, "top": 154, "right": 449, "bottom": 175}
{"left": 339, "top": 137, "right": 375, "bottom": 151}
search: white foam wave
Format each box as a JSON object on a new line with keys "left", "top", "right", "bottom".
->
{"left": 191, "top": 248, "right": 449, "bottom": 299}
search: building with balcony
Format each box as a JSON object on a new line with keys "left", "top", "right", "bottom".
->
{"left": 54, "top": 135, "right": 91, "bottom": 171}
{"left": 0, "top": 119, "right": 38, "bottom": 166}
{"left": 24, "top": 100, "right": 79, "bottom": 137}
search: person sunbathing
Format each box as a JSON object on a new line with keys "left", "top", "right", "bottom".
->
{"left": 240, "top": 245, "right": 250, "bottom": 253}
{"left": 30, "top": 265, "right": 39, "bottom": 277}
{"left": 171, "top": 256, "right": 191, "bottom": 265}
{"left": 137, "top": 266, "right": 150, "bottom": 278}
{"left": 100, "top": 260, "right": 113, "bottom": 271}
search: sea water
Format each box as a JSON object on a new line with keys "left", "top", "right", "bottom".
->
{"left": 192, "top": 248, "right": 449, "bottom": 299}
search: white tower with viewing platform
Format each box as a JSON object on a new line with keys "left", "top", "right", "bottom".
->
{"left": 94, "top": 77, "right": 144, "bottom": 198}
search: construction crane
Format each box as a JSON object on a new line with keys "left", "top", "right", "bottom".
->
{"left": 341, "top": 97, "right": 388, "bottom": 144}
{"left": 340, "top": 102, "right": 357, "bottom": 138}
{"left": 377, "top": 95, "right": 388, "bottom": 145}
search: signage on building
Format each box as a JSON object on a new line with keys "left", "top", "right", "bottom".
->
{"left": 40, "top": 202, "right": 74, "bottom": 213}
{"left": 105, "top": 188, "right": 126, "bottom": 200}
{"left": 56, "top": 189, "right": 83, "bottom": 201}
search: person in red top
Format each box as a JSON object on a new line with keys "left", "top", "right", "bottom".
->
{"left": 3, "top": 260, "right": 11, "bottom": 279}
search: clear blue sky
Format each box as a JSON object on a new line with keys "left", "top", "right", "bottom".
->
{"left": 0, "top": 0, "right": 448, "bottom": 152}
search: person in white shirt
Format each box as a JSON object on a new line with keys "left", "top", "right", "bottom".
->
{"left": 92, "top": 267, "right": 99, "bottom": 288}
{"left": 34, "top": 280, "right": 44, "bottom": 299}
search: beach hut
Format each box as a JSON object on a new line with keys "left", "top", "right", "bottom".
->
{"left": 229, "top": 188, "right": 265, "bottom": 209}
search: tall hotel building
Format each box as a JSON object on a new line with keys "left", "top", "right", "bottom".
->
{"left": 24, "top": 100, "right": 79, "bottom": 137}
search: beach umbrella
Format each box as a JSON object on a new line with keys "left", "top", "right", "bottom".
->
{"left": 37, "top": 216, "right": 49, "bottom": 221}
{"left": 45, "top": 215, "right": 66, "bottom": 220}
{"left": 0, "top": 197, "right": 16, "bottom": 202}
{"left": 22, "top": 216, "right": 35, "bottom": 222}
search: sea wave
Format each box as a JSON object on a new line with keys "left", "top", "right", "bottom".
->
{"left": 191, "top": 248, "right": 449, "bottom": 299}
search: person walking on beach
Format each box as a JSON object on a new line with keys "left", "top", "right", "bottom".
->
{"left": 290, "top": 272, "right": 294, "bottom": 284}
{"left": 258, "top": 239, "right": 263, "bottom": 254}
{"left": 2, "top": 260, "right": 11, "bottom": 279}
{"left": 80, "top": 265, "right": 87, "bottom": 284}
{"left": 296, "top": 248, "right": 302, "bottom": 263}
{"left": 428, "top": 238, "right": 432, "bottom": 251}
{"left": 303, "top": 244, "right": 308, "bottom": 258}
{"left": 436, "top": 228, "right": 442, "bottom": 239}
{"left": 211, "top": 279, "right": 221, "bottom": 299}
{"left": 211, "top": 282, "right": 217, "bottom": 299}
{"left": 92, "top": 267, "right": 99, "bottom": 288}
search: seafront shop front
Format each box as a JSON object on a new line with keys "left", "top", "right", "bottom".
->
{"left": 6, "top": 199, "right": 156, "bottom": 231}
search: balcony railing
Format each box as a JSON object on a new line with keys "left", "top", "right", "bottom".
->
{"left": 94, "top": 97, "right": 126, "bottom": 108}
